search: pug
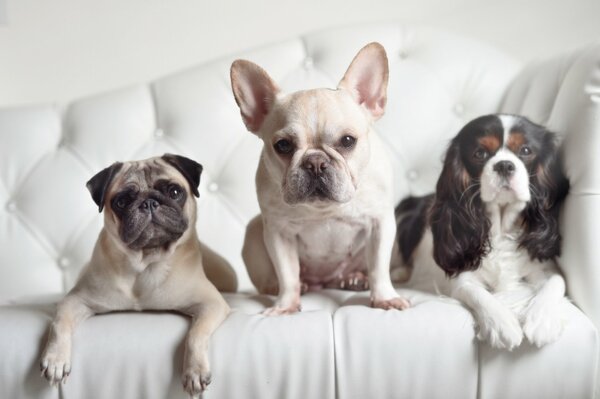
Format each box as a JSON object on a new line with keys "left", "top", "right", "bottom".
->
{"left": 230, "top": 42, "right": 410, "bottom": 315}
{"left": 40, "top": 154, "right": 236, "bottom": 397}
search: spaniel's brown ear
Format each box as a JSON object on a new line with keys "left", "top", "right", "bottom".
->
{"left": 519, "top": 131, "right": 569, "bottom": 261}
{"left": 430, "top": 140, "right": 490, "bottom": 277}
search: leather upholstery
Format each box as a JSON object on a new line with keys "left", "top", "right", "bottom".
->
{"left": 1, "top": 23, "right": 598, "bottom": 398}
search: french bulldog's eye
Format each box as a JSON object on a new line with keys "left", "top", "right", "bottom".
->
{"left": 168, "top": 184, "right": 183, "bottom": 200}
{"left": 519, "top": 146, "right": 532, "bottom": 156}
{"left": 274, "top": 139, "right": 294, "bottom": 155}
{"left": 340, "top": 135, "right": 357, "bottom": 149}
{"left": 473, "top": 148, "right": 489, "bottom": 160}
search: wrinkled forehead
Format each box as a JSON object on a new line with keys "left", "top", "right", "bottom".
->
{"left": 113, "top": 158, "right": 185, "bottom": 191}
{"left": 270, "top": 88, "right": 369, "bottom": 137}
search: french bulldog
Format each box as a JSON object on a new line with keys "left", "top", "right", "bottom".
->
{"left": 40, "top": 154, "right": 236, "bottom": 397}
{"left": 230, "top": 42, "right": 410, "bottom": 315}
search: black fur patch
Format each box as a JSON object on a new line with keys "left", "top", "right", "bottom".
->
{"left": 395, "top": 194, "right": 434, "bottom": 265}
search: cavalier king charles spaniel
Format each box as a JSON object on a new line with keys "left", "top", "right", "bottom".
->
{"left": 393, "top": 114, "right": 570, "bottom": 350}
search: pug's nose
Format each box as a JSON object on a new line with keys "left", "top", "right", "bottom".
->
{"left": 140, "top": 198, "right": 160, "bottom": 212}
{"left": 493, "top": 160, "right": 516, "bottom": 178}
{"left": 302, "top": 154, "right": 328, "bottom": 176}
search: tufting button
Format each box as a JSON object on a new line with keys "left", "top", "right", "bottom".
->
{"left": 154, "top": 128, "right": 164, "bottom": 138}
{"left": 6, "top": 201, "right": 17, "bottom": 213}
{"left": 303, "top": 57, "right": 314, "bottom": 70}
{"left": 58, "top": 257, "right": 71, "bottom": 268}
{"left": 208, "top": 182, "right": 219, "bottom": 192}
{"left": 406, "top": 170, "right": 419, "bottom": 181}
{"left": 399, "top": 50, "right": 409, "bottom": 60}
{"left": 453, "top": 103, "right": 465, "bottom": 116}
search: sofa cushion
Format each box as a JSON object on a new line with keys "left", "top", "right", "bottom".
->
{"left": 2, "top": 290, "right": 596, "bottom": 399}
{"left": 333, "top": 290, "right": 478, "bottom": 399}
{"left": 0, "top": 293, "right": 336, "bottom": 399}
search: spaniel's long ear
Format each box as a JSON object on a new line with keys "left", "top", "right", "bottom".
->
{"left": 430, "top": 141, "right": 490, "bottom": 277}
{"left": 520, "top": 133, "right": 569, "bottom": 260}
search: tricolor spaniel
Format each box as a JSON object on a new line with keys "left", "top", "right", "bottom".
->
{"left": 393, "top": 114, "right": 570, "bottom": 350}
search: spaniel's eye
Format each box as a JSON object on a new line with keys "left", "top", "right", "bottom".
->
{"left": 519, "top": 146, "right": 532, "bottom": 156}
{"left": 168, "top": 184, "right": 183, "bottom": 200}
{"left": 473, "top": 148, "right": 489, "bottom": 160}
{"left": 274, "top": 139, "right": 294, "bottom": 155}
{"left": 340, "top": 135, "right": 357, "bottom": 149}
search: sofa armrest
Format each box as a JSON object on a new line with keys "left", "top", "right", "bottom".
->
{"left": 502, "top": 43, "right": 600, "bottom": 329}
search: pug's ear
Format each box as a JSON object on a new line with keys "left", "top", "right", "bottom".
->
{"left": 162, "top": 154, "right": 203, "bottom": 197}
{"left": 86, "top": 162, "right": 123, "bottom": 212}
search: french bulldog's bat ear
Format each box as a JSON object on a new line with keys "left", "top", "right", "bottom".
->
{"left": 86, "top": 162, "right": 123, "bottom": 213}
{"left": 338, "top": 42, "right": 389, "bottom": 120}
{"left": 162, "top": 154, "right": 203, "bottom": 198}
{"left": 230, "top": 59, "right": 280, "bottom": 133}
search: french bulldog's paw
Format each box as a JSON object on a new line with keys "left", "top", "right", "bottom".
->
{"left": 262, "top": 302, "right": 302, "bottom": 316}
{"left": 522, "top": 299, "right": 567, "bottom": 347}
{"left": 338, "top": 271, "right": 369, "bottom": 291}
{"left": 371, "top": 296, "right": 410, "bottom": 310}
{"left": 476, "top": 308, "right": 523, "bottom": 351}
{"left": 182, "top": 368, "right": 212, "bottom": 398}
{"left": 40, "top": 348, "right": 71, "bottom": 386}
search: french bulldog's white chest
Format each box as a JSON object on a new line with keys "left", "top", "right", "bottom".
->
{"left": 294, "top": 216, "right": 370, "bottom": 286}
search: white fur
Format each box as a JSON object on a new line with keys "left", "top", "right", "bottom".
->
{"left": 233, "top": 43, "right": 409, "bottom": 314}
{"left": 480, "top": 148, "right": 531, "bottom": 204}
{"left": 499, "top": 114, "right": 516, "bottom": 144}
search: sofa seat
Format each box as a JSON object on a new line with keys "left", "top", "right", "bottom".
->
{"left": 1, "top": 290, "right": 596, "bottom": 399}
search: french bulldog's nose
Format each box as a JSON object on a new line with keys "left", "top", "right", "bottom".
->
{"left": 493, "top": 160, "right": 516, "bottom": 177}
{"left": 140, "top": 198, "right": 160, "bottom": 211}
{"left": 302, "top": 154, "right": 328, "bottom": 176}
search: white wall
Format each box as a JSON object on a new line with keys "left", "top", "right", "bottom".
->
{"left": 0, "top": 0, "right": 598, "bottom": 107}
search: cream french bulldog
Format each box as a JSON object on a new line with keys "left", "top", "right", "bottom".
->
{"left": 230, "top": 43, "right": 410, "bottom": 315}
{"left": 40, "top": 154, "right": 236, "bottom": 397}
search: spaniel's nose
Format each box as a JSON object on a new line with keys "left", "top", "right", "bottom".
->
{"left": 493, "top": 160, "right": 516, "bottom": 177}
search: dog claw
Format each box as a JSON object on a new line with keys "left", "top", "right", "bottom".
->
{"left": 371, "top": 296, "right": 411, "bottom": 310}
{"left": 183, "top": 370, "right": 211, "bottom": 397}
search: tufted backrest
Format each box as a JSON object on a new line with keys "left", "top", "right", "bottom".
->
{"left": 501, "top": 43, "right": 600, "bottom": 328}
{"left": 0, "top": 23, "right": 519, "bottom": 301}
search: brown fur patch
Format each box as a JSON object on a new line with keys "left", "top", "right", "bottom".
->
{"left": 507, "top": 131, "right": 526, "bottom": 153}
{"left": 461, "top": 168, "right": 471, "bottom": 189}
{"left": 478, "top": 136, "right": 500, "bottom": 153}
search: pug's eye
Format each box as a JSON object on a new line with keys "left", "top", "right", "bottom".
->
{"left": 168, "top": 184, "right": 183, "bottom": 200}
{"left": 274, "top": 139, "right": 294, "bottom": 155}
{"left": 519, "top": 146, "right": 532, "bottom": 156}
{"left": 340, "top": 135, "right": 356, "bottom": 149}
{"left": 473, "top": 148, "right": 489, "bottom": 160}
{"left": 112, "top": 194, "right": 131, "bottom": 210}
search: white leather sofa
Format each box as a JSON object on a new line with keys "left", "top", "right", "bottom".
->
{"left": 1, "top": 23, "right": 599, "bottom": 399}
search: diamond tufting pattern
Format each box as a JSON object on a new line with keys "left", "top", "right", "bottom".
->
{"left": 0, "top": 24, "right": 522, "bottom": 301}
